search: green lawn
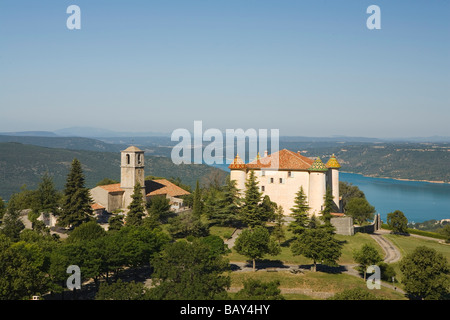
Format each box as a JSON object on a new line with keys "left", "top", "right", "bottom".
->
{"left": 209, "top": 225, "right": 236, "bottom": 240}
{"left": 384, "top": 233, "right": 450, "bottom": 262}
{"left": 225, "top": 227, "right": 383, "bottom": 266}
{"left": 383, "top": 233, "right": 450, "bottom": 285}
{"left": 229, "top": 270, "right": 406, "bottom": 300}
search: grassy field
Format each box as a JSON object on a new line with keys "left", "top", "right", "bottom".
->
{"left": 383, "top": 233, "right": 450, "bottom": 286}
{"left": 229, "top": 270, "right": 406, "bottom": 300}
{"left": 209, "top": 226, "right": 236, "bottom": 240}
{"left": 212, "top": 225, "right": 449, "bottom": 300}
{"left": 222, "top": 227, "right": 384, "bottom": 266}
{"left": 384, "top": 233, "right": 450, "bottom": 261}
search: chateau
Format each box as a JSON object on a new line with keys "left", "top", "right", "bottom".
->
{"left": 229, "top": 149, "right": 341, "bottom": 216}
{"left": 90, "top": 146, "right": 190, "bottom": 214}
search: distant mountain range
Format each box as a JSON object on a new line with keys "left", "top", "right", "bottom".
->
{"left": 1, "top": 127, "right": 449, "bottom": 142}
{"left": 1, "top": 129, "right": 449, "bottom": 199}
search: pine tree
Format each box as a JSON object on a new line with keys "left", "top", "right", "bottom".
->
{"left": 126, "top": 183, "right": 146, "bottom": 226}
{"left": 239, "top": 170, "right": 263, "bottom": 228}
{"left": 272, "top": 206, "right": 286, "bottom": 244}
{"left": 205, "top": 177, "right": 242, "bottom": 227}
{"left": 59, "top": 158, "right": 93, "bottom": 229}
{"left": 259, "top": 195, "right": 277, "bottom": 222}
{"left": 33, "top": 172, "right": 60, "bottom": 216}
{"left": 219, "top": 177, "right": 242, "bottom": 226}
{"left": 0, "top": 195, "right": 25, "bottom": 241}
{"left": 0, "top": 196, "right": 5, "bottom": 220}
{"left": 321, "top": 187, "right": 334, "bottom": 226}
{"left": 288, "top": 186, "right": 310, "bottom": 235}
{"left": 192, "top": 180, "right": 203, "bottom": 218}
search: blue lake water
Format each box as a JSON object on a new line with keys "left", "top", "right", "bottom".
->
{"left": 340, "top": 172, "right": 450, "bottom": 223}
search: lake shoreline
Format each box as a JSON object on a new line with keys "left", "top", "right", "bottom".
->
{"left": 341, "top": 171, "right": 450, "bottom": 185}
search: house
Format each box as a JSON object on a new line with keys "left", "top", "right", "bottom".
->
{"left": 90, "top": 146, "right": 190, "bottom": 214}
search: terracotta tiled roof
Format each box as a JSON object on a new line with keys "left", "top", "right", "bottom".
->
{"left": 331, "top": 212, "right": 345, "bottom": 217}
{"left": 236, "top": 149, "right": 314, "bottom": 171}
{"left": 122, "top": 146, "right": 143, "bottom": 152}
{"left": 146, "top": 179, "right": 191, "bottom": 197}
{"left": 99, "top": 183, "right": 124, "bottom": 193}
{"left": 326, "top": 154, "right": 341, "bottom": 169}
{"left": 92, "top": 203, "right": 105, "bottom": 210}
{"left": 229, "top": 154, "right": 246, "bottom": 170}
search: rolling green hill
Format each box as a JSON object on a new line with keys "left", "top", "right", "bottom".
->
{"left": 0, "top": 142, "right": 227, "bottom": 200}
{"left": 295, "top": 143, "right": 450, "bottom": 183}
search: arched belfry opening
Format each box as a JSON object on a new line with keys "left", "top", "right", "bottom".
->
{"left": 126, "top": 154, "right": 130, "bottom": 165}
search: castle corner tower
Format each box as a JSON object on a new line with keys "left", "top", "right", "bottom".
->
{"left": 229, "top": 154, "right": 247, "bottom": 194}
{"left": 326, "top": 154, "right": 341, "bottom": 211}
{"left": 308, "top": 157, "right": 328, "bottom": 216}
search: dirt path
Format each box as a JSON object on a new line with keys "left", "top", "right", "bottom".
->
{"left": 370, "top": 230, "right": 402, "bottom": 264}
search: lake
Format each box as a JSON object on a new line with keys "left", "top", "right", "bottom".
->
{"left": 340, "top": 172, "right": 450, "bottom": 223}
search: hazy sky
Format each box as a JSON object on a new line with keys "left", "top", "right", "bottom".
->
{"left": 1, "top": 1, "right": 449, "bottom": 138}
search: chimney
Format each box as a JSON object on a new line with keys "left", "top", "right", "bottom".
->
{"left": 297, "top": 151, "right": 301, "bottom": 155}
{"left": 264, "top": 150, "right": 268, "bottom": 157}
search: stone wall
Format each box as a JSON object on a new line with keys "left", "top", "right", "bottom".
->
{"left": 330, "top": 216, "right": 355, "bottom": 236}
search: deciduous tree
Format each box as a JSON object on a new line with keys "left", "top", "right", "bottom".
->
{"left": 234, "top": 226, "right": 281, "bottom": 271}
{"left": 345, "top": 197, "right": 375, "bottom": 226}
{"left": 400, "top": 246, "right": 449, "bottom": 300}
{"left": 291, "top": 228, "right": 342, "bottom": 272}
{"left": 235, "top": 279, "right": 284, "bottom": 300}
{"left": 353, "top": 244, "right": 383, "bottom": 280}
{"left": 149, "top": 239, "right": 230, "bottom": 300}
{"left": 387, "top": 210, "right": 408, "bottom": 234}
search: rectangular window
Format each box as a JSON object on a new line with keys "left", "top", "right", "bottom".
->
{"left": 261, "top": 186, "right": 265, "bottom": 192}
{"left": 288, "top": 171, "right": 292, "bottom": 177}
{"left": 270, "top": 178, "right": 274, "bottom": 184}
{"left": 279, "top": 178, "right": 283, "bottom": 184}
{"left": 261, "top": 171, "right": 265, "bottom": 176}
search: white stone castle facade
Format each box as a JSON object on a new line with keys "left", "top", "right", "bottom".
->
{"left": 229, "top": 149, "right": 341, "bottom": 216}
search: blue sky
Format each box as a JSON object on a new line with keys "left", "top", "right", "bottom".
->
{"left": 0, "top": 1, "right": 449, "bottom": 138}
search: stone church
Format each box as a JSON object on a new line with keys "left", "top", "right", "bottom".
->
{"left": 229, "top": 149, "right": 342, "bottom": 216}
{"left": 90, "top": 146, "right": 190, "bottom": 214}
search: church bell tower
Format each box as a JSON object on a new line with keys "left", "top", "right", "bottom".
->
{"left": 120, "top": 146, "right": 146, "bottom": 209}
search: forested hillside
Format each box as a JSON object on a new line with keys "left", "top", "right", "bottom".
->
{"left": 329, "top": 143, "right": 450, "bottom": 183}
{"left": 0, "top": 143, "right": 227, "bottom": 199}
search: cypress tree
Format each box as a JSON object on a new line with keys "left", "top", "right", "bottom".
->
{"left": 33, "top": 172, "right": 60, "bottom": 216}
{"left": 239, "top": 170, "right": 263, "bottom": 228}
{"left": 59, "top": 158, "right": 93, "bottom": 229}
{"left": 288, "top": 186, "right": 310, "bottom": 235}
{"left": 192, "top": 180, "right": 203, "bottom": 218}
{"left": 0, "top": 196, "right": 5, "bottom": 220}
{"left": 126, "top": 183, "right": 146, "bottom": 226}
{"left": 321, "top": 187, "right": 334, "bottom": 225}
{"left": 272, "top": 206, "right": 286, "bottom": 244}
{"left": 207, "top": 177, "right": 242, "bottom": 226}
{"left": 0, "top": 195, "right": 25, "bottom": 241}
